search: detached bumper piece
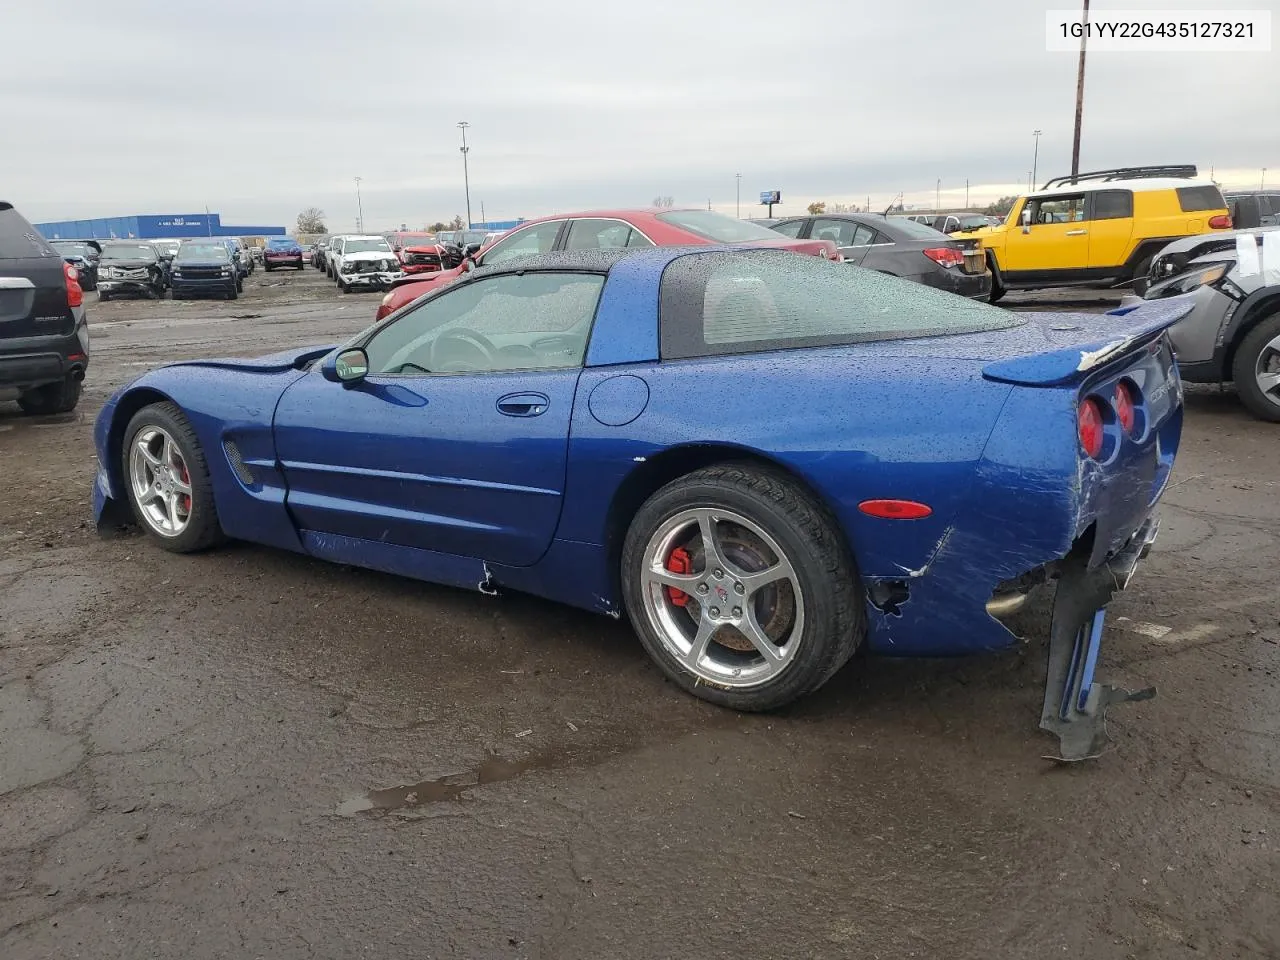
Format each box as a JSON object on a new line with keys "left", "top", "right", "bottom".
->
{"left": 1040, "top": 517, "right": 1159, "bottom": 761}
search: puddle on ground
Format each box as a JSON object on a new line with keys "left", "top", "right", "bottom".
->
{"left": 336, "top": 753, "right": 540, "bottom": 817}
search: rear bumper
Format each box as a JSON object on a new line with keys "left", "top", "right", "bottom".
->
{"left": 917, "top": 268, "right": 992, "bottom": 299}
{"left": 265, "top": 255, "right": 303, "bottom": 267}
{"left": 0, "top": 321, "right": 89, "bottom": 392}
{"left": 402, "top": 263, "right": 443, "bottom": 274}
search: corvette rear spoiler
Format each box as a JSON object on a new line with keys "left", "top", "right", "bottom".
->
{"left": 981, "top": 297, "right": 1195, "bottom": 387}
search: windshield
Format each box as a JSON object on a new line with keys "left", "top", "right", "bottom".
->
{"left": 52, "top": 242, "right": 93, "bottom": 257}
{"left": 394, "top": 234, "right": 435, "bottom": 247}
{"left": 659, "top": 251, "right": 1022, "bottom": 360}
{"left": 344, "top": 239, "right": 392, "bottom": 254}
{"left": 656, "top": 210, "right": 787, "bottom": 243}
{"left": 177, "top": 243, "right": 231, "bottom": 262}
{"left": 102, "top": 244, "right": 157, "bottom": 261}
{"left": 152, "top": 241, "right": 180, "bottom": 254}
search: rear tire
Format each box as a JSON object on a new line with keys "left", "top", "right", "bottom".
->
{"left": 17, "top": 373, "right": 82, "bottom": 415}
{"left": 122, "top": 401, "right": 225, "bottom": 553}
{"left": 620, "top": 464, "right": 864, "bottom": 711}
{"left": 1232, "top": 312, "right": 1280, "bottom": 422}
{"left": 98, "top": 291, "right": 110, "bottom": 302}
{"left": 987, "top": 256, "right": 1006, "bottom": 304}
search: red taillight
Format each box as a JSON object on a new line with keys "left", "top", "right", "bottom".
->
{"left": 1078, "top": 397, "right": 1105, "bottom": 459}
{"left": 922, "top": 247, "right": 964, "bottom": 268}
{"left": 63, "top": 262, "right": 83, "bottom": 307}
{"left": 1208, "top": 214, "right": 1232, "bottom": 229}
{"left": 1114, "top": 381, "right": 1137, "bottom": 435}
{"left": 858, "top": 499, "right": 933, "bottom": 520}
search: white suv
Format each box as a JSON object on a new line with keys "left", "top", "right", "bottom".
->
{"left": 330, "top": 235, "right": 403, "bottom": 293}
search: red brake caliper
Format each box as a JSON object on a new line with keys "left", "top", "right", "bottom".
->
{"left": 665, "top": 546, "right": 692, "bottom": 607}
{"left": 179, "top": 463, "right": 191, "bottom": 512}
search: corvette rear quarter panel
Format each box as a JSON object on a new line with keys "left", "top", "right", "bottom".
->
{"left": 558, "top": 347, "right": 1019, "bottom": 629}
{"left": 98, "top": 361, "right": 312, "bottom": 552}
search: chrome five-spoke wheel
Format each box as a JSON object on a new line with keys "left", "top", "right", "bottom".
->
{"left": 640, "top": 507, "right": 804, "bottom": 689}
{"left": 128, "top": 425, "right": 193, "bottom": 537}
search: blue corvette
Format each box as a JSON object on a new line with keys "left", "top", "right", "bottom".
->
{"left": 92, "top": 247, "right": 1191, "bottom": 759}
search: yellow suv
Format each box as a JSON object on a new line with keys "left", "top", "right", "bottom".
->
{"left": 965, "top": 165, "right": 1232, "bottom": 302}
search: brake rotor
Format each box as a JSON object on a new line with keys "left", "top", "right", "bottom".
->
{"left": 672, "top": 523, "right": 795, "bottom": 653}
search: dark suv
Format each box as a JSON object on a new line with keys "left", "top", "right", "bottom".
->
{"left": 0, "top": 202, "right": 89, "bottom": 414}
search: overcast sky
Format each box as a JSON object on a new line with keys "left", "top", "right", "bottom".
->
{"left": 4, "top": 0, "right": 1275, "bottom": 230}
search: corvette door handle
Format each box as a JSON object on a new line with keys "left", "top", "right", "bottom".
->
{"left": 1066, "top": 229, "right": 1087, "bottom": 236}
{"left": 496, "top": 392, "right": 550, "bottom": 417}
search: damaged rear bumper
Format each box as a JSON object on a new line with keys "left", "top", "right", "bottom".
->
{"left": 1038, "top": 515, "right": 1160, "bottom": 761}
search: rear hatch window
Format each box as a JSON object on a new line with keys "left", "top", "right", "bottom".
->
{"left": 1176, "top": 185, "right": 1227, "bottom": 212}
{"left": 660, "top": 250, "right": 1022, "bottom": 360}
{"left": 0, "top": 203, "right": 56, "bottom": 259}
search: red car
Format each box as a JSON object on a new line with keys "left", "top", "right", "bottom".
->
{"left": 374, "top": 209, "right": 840, "bottom": 321}
{"left": 387, "top": 232, "right": 446, "bottom": 275}
{"left": 263, "top": 237, "right": 305, "bottom": 271}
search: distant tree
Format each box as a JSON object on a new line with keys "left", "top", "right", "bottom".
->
{"left": 449, "top": 214, "right": 465, "bottom": 230}
{"left": 984, "top": 195, "right": 1018, "bottom": 217}
{"left": 806, "top": 201, "right": 826, "bottom": 215}
{"left": 428, "top": 221, "right": 448, "bottom": 233}
{"left": 296, "top": 207, "right": 327, "bottom": 234}
{"left": 651, "top": 196, "right": 674, "bottom": 208}
{"left": 828, "top": 202, "right": 854, "bottom": 214}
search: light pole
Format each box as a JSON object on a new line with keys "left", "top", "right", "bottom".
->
{"left": 1263, "top": 168, "right": 1268, "bottom": 190}
{"left": 457, "top": 121, "right": 472, "bottom": 228}
{"left": 1032, "top": 129, "right": 1043, "bottom": 190}
{"left": 735, "top": 172, "right": 741, "bottom": 218}
{"left": 1070, "top": 0, "right": 1090, "bottom": 179}
{"left": 935, "top": 178, "right": 941, "bottom": 212}
{"left": 354, "top": 177, "right": 363, "bottom": 232}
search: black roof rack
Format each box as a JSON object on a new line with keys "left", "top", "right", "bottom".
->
{"left": 1040, "top": 165, "right": 1198, "bottom": 190}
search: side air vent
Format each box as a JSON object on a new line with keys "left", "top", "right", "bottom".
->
{"left": 223, "top": 440, "right": 255, "bottom": 485}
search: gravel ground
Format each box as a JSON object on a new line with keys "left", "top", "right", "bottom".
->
{"left": 1, "top": 268, "right": 1277, "bottom": 959}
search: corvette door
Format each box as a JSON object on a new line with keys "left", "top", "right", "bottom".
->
{"left": 273, "top": 270, "right": 606, "bottom": 567}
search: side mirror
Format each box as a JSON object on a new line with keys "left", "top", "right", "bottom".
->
{"left": 321, "top": 347, "right": 369, "bottom": 384}
{"left": 1020, "top": 208, "right": 1032, "bottom": 233}
{"left": 461, "top": 257, "right": 475, "bottom": 273}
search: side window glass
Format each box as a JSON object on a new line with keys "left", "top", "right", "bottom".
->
{"left": 363, "top": 272, "right": 605, "bottom": 376}
{"left": 565, "top": 219, "right": 634, "bottom": 251}
{"left": 850, "top": 224, "right": 877, "bottom": 246}
{"left": 1029, "top": 194, "right": 1086, "bottom": 224}
{"left": 626, "top": 229, "right": 655, "bottom": 248}
{"left": 1091, "top": 190, "right": 1134, "bottom": 220}
{"left": 770, "top": 220, "right": 805, "bottom": 239}
{"left": 811, "top": 219, "right": 858, "bottom": 246}
{"left": 480, "top": 222, "right": 562, "bottom": 265}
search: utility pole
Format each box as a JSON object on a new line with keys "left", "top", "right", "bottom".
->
{"left": 1070, "top": 0, "right": 1089, "bottom": 179}
{"left": 354, "top": 177, "right": 363, "bottom": 232}
{"left": 480, "top": 201, "right": 486, "bottom": 227}
{"left": 735, "top": 173, "right": 741, "bottom": 218}
{"left": 965, "top": 179, "right": 970, "bottom": 208}
{"left": 1032, "top": 129, "right": 1043, "bottom": 189}
{"left": 1263, "top": 168, "right": 1268, "bottom": 190}
{"left": 935, "top": 178, "right": 941, "bottom": 212}
{"left": 457, "top": 121, "right": 472, "bottom": 229}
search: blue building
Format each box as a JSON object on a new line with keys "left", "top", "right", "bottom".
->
{"left": 34, "top": 212, "right": 286, "bottom": 241}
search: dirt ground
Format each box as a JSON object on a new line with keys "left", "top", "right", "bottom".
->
{"left": 1, "top": 267, "right": 1277, "bottom": 959}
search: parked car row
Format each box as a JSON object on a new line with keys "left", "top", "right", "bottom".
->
{"left": 374, "top": 208, "right": 842, "bottom": 319}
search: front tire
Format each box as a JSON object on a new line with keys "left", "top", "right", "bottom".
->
{"left": 1232, "top": 312, "right": 1280, "bottom": 422}
{"left": 620, "top": 464, "right": 864, "bottom": 711}
{"left": 122, "top": 402, "right": 224, "bottom": 552}
{"left": 17, "top": 373, "right": 82, "bottom": 415}
{"left": 1130, "top": 256, "right": 1153, "bottom": 297}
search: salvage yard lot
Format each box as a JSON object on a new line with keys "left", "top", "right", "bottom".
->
{"left": 1, "top": 269, "right": 1277, "bottom": 958}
